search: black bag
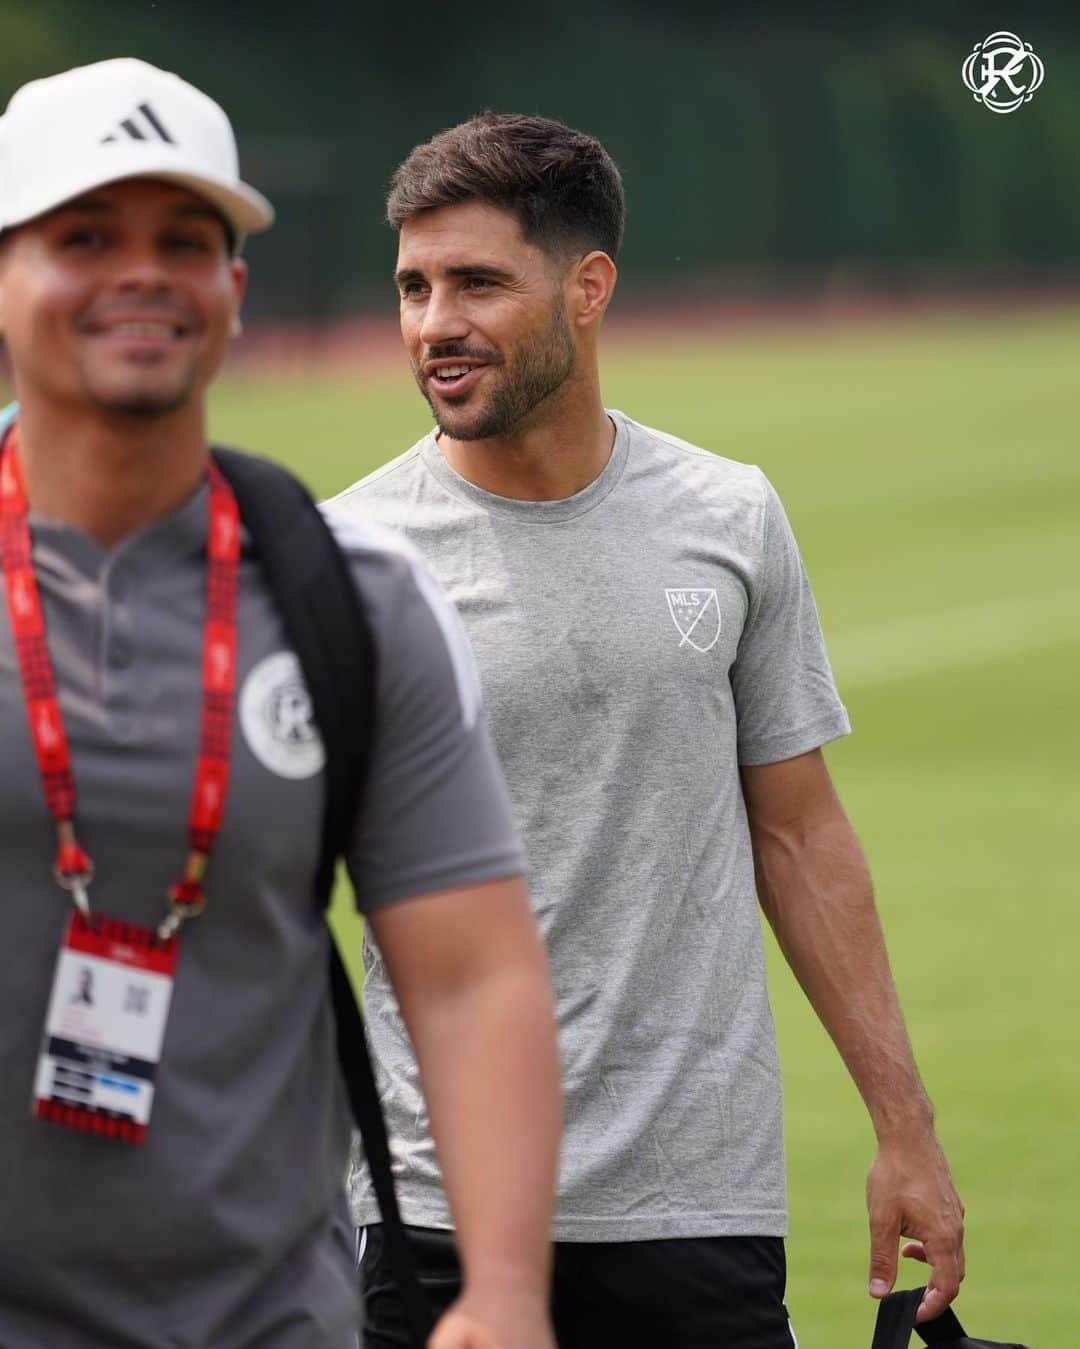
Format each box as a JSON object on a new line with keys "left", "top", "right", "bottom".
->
{"left": 213, "top": 447, "right": 436, "bottom": 1349}
{"left": 872, "top": 1288, "right": 1031, "bottom": 1349}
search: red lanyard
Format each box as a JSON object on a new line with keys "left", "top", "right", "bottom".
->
{"left": 0, "top": 425, "right": 240, "bottom": 940}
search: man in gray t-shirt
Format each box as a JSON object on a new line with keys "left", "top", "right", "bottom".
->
{"left": 0, "top": 64, "right": 560, "bottom": 1349}
{"left": 333, "top": 114, "right": 966, "bottom": 1346}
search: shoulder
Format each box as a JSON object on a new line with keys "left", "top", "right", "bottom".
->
{"left": 328, "top": 440, "right": 428, "bottom": 512}
{"left": 319, "top": 500, "right": 481, "bottom": 730}
{"left": 319, "top": 497, "right": 429, "bottom": 571}
{"left": 615, "top": 410, "right": 772, "bottom": 524}
{"left": 319, "top": 498, "right": 454, "bottom": 622}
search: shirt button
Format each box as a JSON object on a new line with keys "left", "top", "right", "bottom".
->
{"left": 110, "top": 714, "right": 138, "bottom": 742}
{"left": 109, "top": 637, "right": 135, "bottom": 669}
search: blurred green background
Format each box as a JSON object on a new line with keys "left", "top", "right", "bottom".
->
{"left": 3, "top": 4, "right": 1078, "bottom": 1345}
{"left": 2, "top": 2, "right": 1080, "bottom": 314}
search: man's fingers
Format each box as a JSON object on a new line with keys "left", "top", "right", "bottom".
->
{"left": 428, "top": 1312, "right": 498, "bottom": 1349}
{"left": 901, "top": 1240, "right": 929, "bottom": 1263}
{"left": 913, "top": 1247, "right": 962, "bottom": 1324}
{"left": 868, "top": 1211, "right": 900, "bottom": 1299}
{"left": 915, "top": 1282, "right": 953, "bottom": 1325}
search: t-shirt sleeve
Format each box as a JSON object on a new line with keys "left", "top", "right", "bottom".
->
{"left": 329, "top": 513, "right": 526, "bottom": 912}
{"left": 732, "top": 474, "right": 851, "bottom": 765}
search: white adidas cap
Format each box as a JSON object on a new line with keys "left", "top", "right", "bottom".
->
{"left": 0, "top": 58, "right": 274, "bottom": 237}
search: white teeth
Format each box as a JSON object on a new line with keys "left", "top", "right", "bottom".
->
{"left": 436, "top": 365, "right": 472, "bottom": 379}
{"left": 108, "top": 322, "right": 175, "bottom": 338}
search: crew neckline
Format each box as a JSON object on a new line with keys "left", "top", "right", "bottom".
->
{"left": 28, "top": 482, "right": 209, "bottom": 581}
{"left": 419, "top": 410, "right": 632, "bottom": 523}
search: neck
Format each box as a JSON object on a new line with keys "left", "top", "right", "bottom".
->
{"left": 11, "top": 400, "right": 209, "bottom": 549}
{"left": 439, "top": 374, "right": 614, "bottom": 501}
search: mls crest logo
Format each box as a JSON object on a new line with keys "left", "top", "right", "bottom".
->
{"left": 665, "top": 589, "right": 721, "bottom": 653}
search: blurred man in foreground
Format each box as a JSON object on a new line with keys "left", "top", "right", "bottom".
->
{"left": 0, "top": 64, "right": 559, "bottom": 1348}
{"left": 333, "top": 113, "right": 965, "bottom": 1347}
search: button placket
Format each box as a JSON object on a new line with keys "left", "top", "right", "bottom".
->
{"left": 101, "top": 562, "right": 138, "bottom": 707}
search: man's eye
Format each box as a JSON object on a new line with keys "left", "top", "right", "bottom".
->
{"left": 60, "top": 229, "right": 107, "bottom": 251}
{"left": 400, "top": 282, "right": 428, "bottom": 298}
{"left": 464, "top": 277, "right": 494, "bottom": 291}
{"left": 167, "top": 233, "right": 213, "bottom": 253}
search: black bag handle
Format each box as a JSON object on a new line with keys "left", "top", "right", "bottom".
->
{"left": 212, "top": 448, "right": 435, "bottom": 1348}
{"left": 872, "top": 1288, "right": 928, "bottom": 1349}
{"left": 871, "top": 1287, "right": 1029, "bottom": 1349}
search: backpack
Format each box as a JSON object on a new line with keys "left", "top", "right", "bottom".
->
{"left": 872, "top": 1287, "right": 1031, "bottom": 1349}
{"left": 212, "top": 447, "right": 435, "bottom": 1349}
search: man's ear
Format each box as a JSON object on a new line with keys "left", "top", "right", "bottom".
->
{"left": 569, "top": 250, "right": 617, "bottom": 329}
{"left": 229, "top": 257, "right": 248, "bottom": 340}
{"left": 0, "top": 239, "right": 9, "bottom": 336}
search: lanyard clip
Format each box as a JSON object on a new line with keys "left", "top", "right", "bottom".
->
{"left": 54, "top": 829, "right": 94, "bottom": 918}
{"left": 158, "top": 874, "right": 206, "bottom": 942}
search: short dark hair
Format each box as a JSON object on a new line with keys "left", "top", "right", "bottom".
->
{"left": 387, "top": 112, "right": 624, "bottom": 261}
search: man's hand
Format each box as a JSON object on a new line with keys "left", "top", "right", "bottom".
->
{"left": 867, "top": 1127, "right": 966, "bottom": 1323}
{"left": 429, "top": 1288, "right": 556, "bottom": 1349}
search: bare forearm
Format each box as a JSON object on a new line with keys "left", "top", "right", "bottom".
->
{"left": 407, "top": 959, "right": 561, "bottom": 1298}
{"left": 753, "top": 803, "right": 932, "bottom": 1139}
{"left": 743, "top": 753, "right": 964, "bottom": 1315}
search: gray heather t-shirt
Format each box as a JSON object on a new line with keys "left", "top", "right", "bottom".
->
{"left": 334, "top": 410, "right": 850, "bottom": 1241}
{"left": 0, "top": 473, "right": 523, "bottom": 1346}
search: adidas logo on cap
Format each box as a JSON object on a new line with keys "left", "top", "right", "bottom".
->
{"left": 0, "top": 58, "right": 273, "bottom": 236}
{"left": 101, "top": 101, "right": 177, "bottom": 146}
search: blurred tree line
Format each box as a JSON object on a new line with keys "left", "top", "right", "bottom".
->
{"left": 2, "top": 1, "right": 1078, "bottom": 318}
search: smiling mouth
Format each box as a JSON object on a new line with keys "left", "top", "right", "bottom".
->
{"left": 426, "top": 364, "right": 488, "bottom": 396}
{"left": 92, "top": 321, "right": 190, "bottom": 339}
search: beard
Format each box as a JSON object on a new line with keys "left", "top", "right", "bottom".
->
{"left": 417, "top": 293, "right": 577, "bottom": 441}
{"left": 88, "top": 387, "right": 192, "bottom": 418}
{"left": 78, "top": 354, "right": 203, "bottom": 419}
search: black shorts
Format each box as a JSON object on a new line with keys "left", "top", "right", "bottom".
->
{"left": 358, "top": 1223, "right": 797, "bottom": 1348}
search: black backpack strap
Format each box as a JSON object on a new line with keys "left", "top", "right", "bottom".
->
{"left": 211, "top": 447, "right": 435, "bottom": 1349}
{"left": 212, "top": 447, "right": 371, "bottom": 899}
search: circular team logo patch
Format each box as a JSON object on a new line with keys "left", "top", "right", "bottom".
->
{"left": 239, "top": 651, "right": 325, "bottom": 780}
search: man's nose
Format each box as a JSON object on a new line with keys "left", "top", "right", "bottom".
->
{"left": 417, "top": 285, "right": 469, "bottom": 348}
{"left": 111, "top": 241, "right": 173, "bottom": 291}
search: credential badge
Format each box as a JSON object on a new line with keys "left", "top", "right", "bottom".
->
{"left": 665, "top": 589, "right": 721, "bottom": 653}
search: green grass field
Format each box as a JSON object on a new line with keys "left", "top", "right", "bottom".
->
{"left": 16, "top": 305, "right": 1071, "bottom": 1345}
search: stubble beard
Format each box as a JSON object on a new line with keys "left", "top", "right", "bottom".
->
{"left": 80, "top": 355, "right": 200, "bottom": 420}
{"left": 419, "top": 296, "right": 577, "bottom": 442}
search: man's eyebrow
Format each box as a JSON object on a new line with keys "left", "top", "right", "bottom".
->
{"left": 51, "top": 198, "right": 115, "bottom": 217}
{"left": 48, "top": 200, "right": 223, "bottom": 226}
{"left": 394, "top": 263, "right": 516, "bottom": 285}
{"left": 174, "top": 202, "right": 227, "bottom": 226}
{"left": 445, "top": 264, "right": 515, "bottom": 281}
